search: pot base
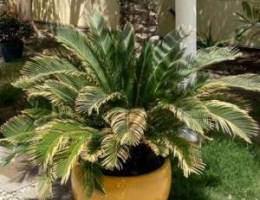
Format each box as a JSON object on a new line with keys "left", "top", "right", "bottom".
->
{"left": 71, "top": 160, "right": 172, "bottom": 200}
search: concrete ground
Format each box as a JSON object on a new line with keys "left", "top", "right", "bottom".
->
{"left": 0, "top": 147, "right": 73, "bottom": 200}
{"left": 0, "top": 147, "right": 38, "bottom": 200}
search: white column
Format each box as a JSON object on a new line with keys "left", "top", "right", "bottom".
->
{"left": 175, "top": 0, "right": 197, "bottom": 56}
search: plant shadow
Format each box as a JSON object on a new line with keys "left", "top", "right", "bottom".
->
{"left": 169, "top": 163, "right": 221, "bottom": 200}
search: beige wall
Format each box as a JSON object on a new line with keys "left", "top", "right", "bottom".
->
{"left": 32, "top": 0, "right": 259, "bottom": 48}
{"left": 198, "top": 0, "right": 260, "bottom": 48}
{"left": 157, "top": 0, "right": 260, "bottom": 48}
{"left": 33, "top": 0, "right": 120, "bottom": 28}
{"left": 158, "top": 0, "right": 175, "bottom": 36}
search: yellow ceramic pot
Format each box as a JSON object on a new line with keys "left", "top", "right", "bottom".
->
{"left": 71, "top": 159, "right": 172, "bottom": 200}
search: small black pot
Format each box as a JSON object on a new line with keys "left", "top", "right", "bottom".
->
{"left": 0, "top": 40, "right": 24, "bottom": 62}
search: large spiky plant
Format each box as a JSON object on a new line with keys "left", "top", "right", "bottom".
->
{"left": 1, "top": 13, "right": 260, "bottom": 198}
{"left": 235, "top": 1, "right": 260, "bottom": 41}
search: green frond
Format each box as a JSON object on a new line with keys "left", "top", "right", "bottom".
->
{"left": 118, "top": 24, "right": 136, "bottom": 102}
{"left": 207, "top": 74, "right": 260, "bottom": 93}
{"left": 90, "top": 11, "right": 110, "bottom": 33}
{"left": 205, "top": 100, "right": 259, "bottom": 143}
{"left": 142, "top": 32, "right": 185, "bottom": 102}
{"left": 146, "top": 132, "right": 205, "bottom": 177}
{"left": 0, "top": 131, "right": 34, "bottom": 145}
{"left": 32, "top": 113, "right": 65, "bottom": 127}
{"left": 27, "top": 80, "right": 78, "bottom": 107}
{"left": 155, "top": 59, "right": 194, "bottom": 95}
{"left": 80, "top": 147, "right": 101, "bottom": 163}
{"left": 14, "top": 57, "right": 83, "bottom": 89}
{"left": 0, "top": 60, "right": 24, "bottom": 86}
{"left": 172, "top": 140, "right": 205, "bottom": 177}
{"left": 158, "top": 102, "right": 205, "bottom": 135}
{"left": 153, "top": 32, "right": 184, "bottom": 67}
{"left": 194, "top": 47, "right": 240, "bottom": 69}
{"left": 234, "top": 1, "right": 260, "bottom": 40}
{"left": 31, "top": 122, "right": 69, "bottom": 168}
{"left": 22, "top": 107, "right": 52, "bottom": 119}
{"left": 0, "top": 147, "right": 20, "bottom": 166}
{"left": 80, "top": 133, "right": 103, "bottom": 163}
{"left": 121, "top": 24, "right": 135, "bottom": 56}
{"left": 100, "top": 134, "right": 130, "bottom": 171}
{"left": 78, "top": 162, "right": 105, "bottom": 198}
{"left": 38, "top": 174, "right": 54, "bottom": 200}
{"left": 88, "top": 14, "right": 136, "bottom": 99}
{"left": 146, "top": 137, "right": 173, "bottom": 157}
{"left": 76, "top": 86, "right": 126, "bottom": 115}
{"left": 30, "top": 120, "right": 98, "bottom": 170}
{"left": 134, "top": 43, "right": 153, "bottom": 106}
{"left": 31, "top": 108, "right": 81, "bottom": 127}
{"left": 148, "top": 107, "right": 182, "bottom": 135}
{"left": 198, "top": 91, "right": 250, "bottom": 111}
{"left": 54, "top": 73, "right": 93, "bottom": 90}
{"left": 56, "top": 136, "right": 90, "bottom": 184}
{"left": 1, "top": 114, "right": 34, "bottom": 137}
{"left": 240, "top": 1, "right": 257, "bottom": 20}
{"left": 89, "top": 12, "right": 113, "bottom": 56}
{"left": 104, "top": 108, "right": 147, "bottom": 146}
{"left": 56, "top": 26, "right": 112, "bottom": 92}
{"left": 176, "top": 73, "right": 199, "bottom": 95}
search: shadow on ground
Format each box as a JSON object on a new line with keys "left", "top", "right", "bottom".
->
{"left": 169, "top": 136, "right": 260, "bottom": 200}
{"left": 169, "top": 166, "right": 221, "bottom": 200}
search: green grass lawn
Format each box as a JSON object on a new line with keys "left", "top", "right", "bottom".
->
{"left": 170, "top": 137, "right": 260, "bottom": 200}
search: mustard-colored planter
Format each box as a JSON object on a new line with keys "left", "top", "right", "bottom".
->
{"left": 71, "top": 160, "right": 172, "bottom": 200}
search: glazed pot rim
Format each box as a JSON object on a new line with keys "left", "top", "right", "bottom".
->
{"left": 105, "top": 158, "right": 170, "bottom": 179}
{"left": 77, "top": 159, "right": 171, "bottom": 180}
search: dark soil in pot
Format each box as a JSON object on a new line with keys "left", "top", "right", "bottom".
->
{"left": 0, "top": 40, "right": 24, "bottom": 62}
{"left": 103, "top": 144, "right": 165, "bottom": 177}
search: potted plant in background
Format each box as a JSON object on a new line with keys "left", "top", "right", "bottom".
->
{"left": 1, "top": 14, "right": 260, "bottom": 200}
{"left": 234, "top": 1, "right": 260, "bottom": 42}
{"left": 0, "top": 12, "right": 32, "bottom": 62}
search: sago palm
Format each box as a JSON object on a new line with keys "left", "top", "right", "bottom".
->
{"left": 1, "top": 13, "right": 260, "bottom": 199}
{"left": 235, "top": 1, "right": 260, "bottom": 40}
